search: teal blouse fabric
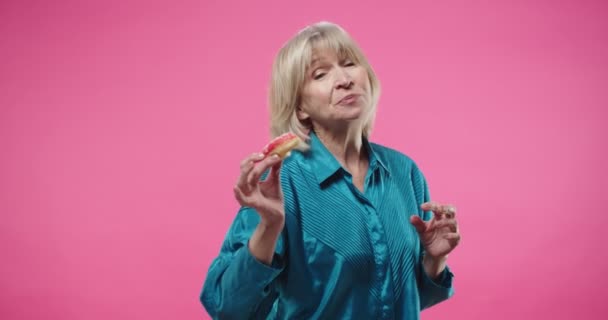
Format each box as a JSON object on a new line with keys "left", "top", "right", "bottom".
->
{"left": 201, "top": 131, "right": 454, "bottom": 319}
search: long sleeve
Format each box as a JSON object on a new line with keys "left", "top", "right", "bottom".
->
{"left": 412, "top": 164, "right": 455, "bottom": 310}
{"left": 200, "top": 207, "right": 286, "bottom": 319}
{"left": 418, "top": 260, "right": 454, "bottom": 310}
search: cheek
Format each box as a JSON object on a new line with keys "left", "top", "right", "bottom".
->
{"left": 355, "top": 71, "right": 370, "bottom": 88}
{"left": 307, "top": 85, "right": 331, "bottom": 103}
{"left": 361, "top": 78, "right": 373, "bottom": 99}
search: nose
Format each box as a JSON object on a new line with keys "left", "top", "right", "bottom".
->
{"left": 335, "top": 68, "right": 353, "bottom": 89}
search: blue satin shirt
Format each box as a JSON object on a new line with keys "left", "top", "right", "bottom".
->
{"left": 201, "top": 131, "right": 454, "bottom": 319}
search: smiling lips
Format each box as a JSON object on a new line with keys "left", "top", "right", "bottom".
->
{"left": 337, "top": 94, "right": 360, "bottom": 105}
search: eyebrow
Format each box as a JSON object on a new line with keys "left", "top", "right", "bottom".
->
{"left": 310, "top": 53, "right": 351, "bottom": 66}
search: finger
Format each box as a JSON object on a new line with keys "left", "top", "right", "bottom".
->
{"left": 247, "top": 154, "right": 281, "bottom": 187}
{"left": 420, "top": 201, "right": 438, "bottom": 212}
{"left": 443, "top": 232, "right": 461, "bottom": 244}
{"left": 233, "top": 185, "right": 247, "bottom": 207}
{"left": 410, "top": 215, "right": 427, "bottom": 234}
{"left": 440, "top": 204, "right": 457, "bottom": 219}
{"left": 252, "top": 152, "right": 268, "bottom": 163}
{"left": 234, "top": 187, "right": 260, "bottom": 209}
{"left": 423, "top": 202, "right": 458, "bottom": 221}
{"left": 267, "top": 161, "right": 283, "bottom": 182}
{"left": 237, "top": 153, "right": 265, "bottom": 193}
{"left": 432, "top": 219, "right": 458, "bottom": 232}
{"left": 236, "top": 162, "right": 254, "bottom": 194}
{"left": 421, "top": 202, "right": 444, "bottom": 221}
{"left": 240, "top": 152, "right": 265, "bottom": 170}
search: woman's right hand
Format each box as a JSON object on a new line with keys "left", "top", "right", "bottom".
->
{"left": 233, "top": 152, "right": 285, "bottom": 229}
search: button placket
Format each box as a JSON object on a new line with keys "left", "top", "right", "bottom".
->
{"left": 366, "top": 205, "right": 395, "bottom": 319}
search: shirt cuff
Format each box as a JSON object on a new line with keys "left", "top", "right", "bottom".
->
{"left": 418, "top": 263, "right": 455, "bottom": 310}
{"left": 231, "top": 241, "right": 285, "bottom": 296}
{"left": 423, "top": 265, "right": 453, "bottom": 288}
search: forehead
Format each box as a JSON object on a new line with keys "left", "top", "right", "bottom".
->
{"left": 307, "top": 42, "right": 357, "bottom": 67}
{"left": 310, "top": 48, "right": 340, "bottom": 64}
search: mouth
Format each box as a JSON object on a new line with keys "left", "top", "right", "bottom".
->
{"left": 337, "top": 94, "right": 360, "bottom": 105}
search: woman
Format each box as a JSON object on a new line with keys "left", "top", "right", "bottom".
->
{"left": 200, "top": 21, "right": 460, "bottom": 319}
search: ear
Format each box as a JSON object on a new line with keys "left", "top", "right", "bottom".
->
{"left": 296, "top": 106, "right": 310, "bottom": 121}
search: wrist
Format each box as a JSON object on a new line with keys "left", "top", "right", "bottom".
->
{"left": 249, "top": 218, "right": 284, "bottom": 266}
{"left": 423, "top": 254, "right": 447, "bottom": 280}
{"left": 259, "top": 214, "right": 285, "bottom": 233}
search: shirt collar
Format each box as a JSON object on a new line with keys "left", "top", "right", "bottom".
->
{"left": 304, "top": 131, "right": 390, "bottom": 186}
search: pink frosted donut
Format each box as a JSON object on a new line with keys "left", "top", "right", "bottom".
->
{"left": 260, "top": 132, "right": 301, "bottom": 160}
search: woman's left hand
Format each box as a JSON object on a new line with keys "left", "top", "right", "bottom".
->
{"left": 410, "top": 202, "right": 461, "bottom": 258}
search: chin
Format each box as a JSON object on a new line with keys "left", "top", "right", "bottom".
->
{"left": 341, "top": 113, "right": 367, "bottom": 124}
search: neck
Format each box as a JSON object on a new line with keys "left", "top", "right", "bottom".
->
{"left": 313, "top": 125, "right": 368, "bottom": 173}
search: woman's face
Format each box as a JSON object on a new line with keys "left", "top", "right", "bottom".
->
{"left": 297, "top": 48, "right": 372, "bottom": 132}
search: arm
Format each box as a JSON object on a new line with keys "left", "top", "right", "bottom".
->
{"left": 200, "top": 207, "right": 286, "bottom": 319}
{"left": 418, "top": 244, "right": 454, "bottom": 310}
{"left": 411, "top": 165, "right": 455, "bottom": 310}
{"left": 201, "top": 150, "right": 293, "bottom": 319}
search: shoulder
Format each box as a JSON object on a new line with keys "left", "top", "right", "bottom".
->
{"left": 279, "top": 149, "right": 306, "bottom": 175}
{"left": 276, "top": 149, "right": 311, "bottom": 196}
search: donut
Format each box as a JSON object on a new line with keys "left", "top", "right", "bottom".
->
{"left": 260, "top": 132, "right": 302, "bottom": 160}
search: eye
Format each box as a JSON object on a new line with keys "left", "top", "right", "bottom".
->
{"left": 342, "top": 60, "right": 356, "bottom": 67}
{"left": 312, "top": 71, "right": 326, "bottom": 80}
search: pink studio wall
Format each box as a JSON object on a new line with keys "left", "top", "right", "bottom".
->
{"left": 1, "top": 0, "right": 607, "bottom": 319}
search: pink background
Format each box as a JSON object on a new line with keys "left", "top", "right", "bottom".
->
{"left": 1, "top": 0, "right": 607, "bottom": 319}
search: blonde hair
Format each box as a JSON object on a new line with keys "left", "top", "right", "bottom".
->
{"left": 268, "top": 21, "right": 381, "bottom": 142}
